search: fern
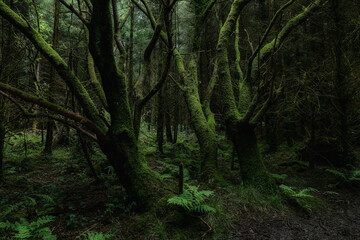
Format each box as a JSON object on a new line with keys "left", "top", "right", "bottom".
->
{"left": 325, "top": 169, "right": 346, "bottom": 180}
{"left": 326, "top": 168, "right": 360, "bottom": 183}
{"left": 78, "top": 231, "right": 114, "bottom": 240}
{"left": 167, "top": 184, "right": 216, "bottom": 213}
{"left": 271, "top": 173, "right": 288, "bottom": 181}
{"left": 0, "top": 216, "right": 56, "bottom": 240}
{"left": 280, "top": 185, "right": 320, "bottom": 212}
{"left": 280, "top": 185, "right": 318, "bottom": 198}
{"left": 33, "top": 194, "right": 56, "bottom": 205}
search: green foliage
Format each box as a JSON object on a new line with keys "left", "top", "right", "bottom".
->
{"left": 325, "top": 168, "right": 360, "bottom": 184}
{"left": 167, "top": 184, "right": 216, "bottom": 214}
{"left": 77, "top": 231, "right": 114, "bottom": 240}
{"left": 280, "top": 185, "right": 318, "bottom": 198}
{"left": 271, "top": 173, "right": 288, "bottom": 181}
{"left": 280, "top": 184, "right": 321, "bottom": 211}
{"left": 155, "top": 161, "right": 190, "bottom": 181}
{"left": 104, "top": 194, "right": 136, "bottom": 215}
{"left": 0, "top": 216, "right": 56, "bottom": 240}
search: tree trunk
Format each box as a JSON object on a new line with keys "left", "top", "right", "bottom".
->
{"left": 88, "top": 0, "right": 166, "bottom": 209}
{"left": 44, "top": 0, "right": 60, "bottom": 154}
{"left": 230, "top": 121, "right": 276, "bottom": 193}
{"left": 332, "top": 0, "right": 352, "bottom": 166}
{"left": 174, "top": 52, "right": 219, "bottom": 179}
{"left": 157, "top": 85, "right": 165, "bottom": 153}
{"left": 0, "top": 110, "right": 5, "bottom": 182}
{"left": 165, "top": 111, "right": 173, "bottom": 143}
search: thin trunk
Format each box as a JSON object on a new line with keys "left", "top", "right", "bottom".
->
{"left": 332, "top": 0, "right": 352, "bottom": 166}
{"left": 0, "top": 110, "right": 5, "bottom": 182}
{"left": 172, "top": 103, "right": 179, "bottom": 144}
{"left": 78, "top": 132, "right": 99, "bottom": 182}
{"left": 157, "top": 85, "right": 164, "bottom": 153}
{"left": 44, "top": 0, "right": 60, "bottom": 154}
{"left": 128, "top": 1, "right": 135, "bottom": 108}
{"left": 165, "top": 111, "right": 173, "bottom": 143}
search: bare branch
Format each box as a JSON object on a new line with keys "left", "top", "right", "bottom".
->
{"left": 59, "top": 0, "right": 89, "bottom": 26}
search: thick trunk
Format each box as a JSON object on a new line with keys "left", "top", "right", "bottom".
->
{"left": 88, "top": 0, "right": 166, "bottom": 209}
{"left": 214, "top": 0, "right": 278, "bottom": 192}
{"left": 100, "top": 133, "right": 165, "bottom": 209}
{"left": 230, "top": 121, "right": 276, "bottom": 193}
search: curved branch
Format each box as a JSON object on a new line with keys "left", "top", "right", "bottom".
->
{"left": 245, "top": 0, "right": 295, "bottom": 82}
{"left": 248, "top": 0, "right": 325, "bottom": 81}
{"left": 59, "top": 0, "right": 89, "bottom": 26}
{"left": 0, "top": 1, "right": 104, "bottom": 131}
{"left": 0, "top": 83, "right": 105, "bottom": 141}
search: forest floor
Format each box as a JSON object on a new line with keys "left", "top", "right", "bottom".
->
{"left": 0, "top": 132, "right": 360, "bottom": 239}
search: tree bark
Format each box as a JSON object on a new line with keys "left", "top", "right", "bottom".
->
{"left": 43, "top": 0, "right": 60, "bottom": 154}
{"left": 88, "top": 0, "right": 166, "bottom": 208}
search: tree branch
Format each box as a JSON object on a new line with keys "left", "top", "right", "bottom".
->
{"left": 59, "top": 0, "right": 89, "bottom": 26}
{"left": 0, "top": 83, "right": 105, "bottom": 141}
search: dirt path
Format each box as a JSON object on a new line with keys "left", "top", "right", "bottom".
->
{"left": 231, "top": 192, "right": 360, "bottom": 240}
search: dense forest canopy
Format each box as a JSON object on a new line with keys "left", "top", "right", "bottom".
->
{"left": 0, "top": 0, "right": 360, "bottom": 239}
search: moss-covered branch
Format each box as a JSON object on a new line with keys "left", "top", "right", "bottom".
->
{"left": 0, "top": 1, "right": 104, "bottom": 130}
{"left": 249, "top": 0, "right": 324, "bottom": 81}
{"left": 216, "top": 0, "right": 251, "bottom": 121}
{"left": 245, "top": 0, "right": 295, "bottom": 83}
{"left": 0, "top": 83, "right": 105, "bottom": 141}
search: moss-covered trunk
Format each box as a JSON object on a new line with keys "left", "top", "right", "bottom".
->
{"left": 215, "top": 0, "right": 276, "bottom": 191}
{"left": 229, "top": 120, "right": 276, "bottom": 193}
{"left": 99, "top": 131, "right": 163, "bottom": 209}
{"left": 88, "top": 0, "right": 164, "bottom": 209}
{"left": 175, "top": 52, "right": 219, "bottom": 179}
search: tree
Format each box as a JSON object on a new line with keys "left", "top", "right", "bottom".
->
{"left": 0, "top": 0, "right": 168, "bottom": 209}
{"left": 215, "top": 0, "right": 325, "bottom": 192}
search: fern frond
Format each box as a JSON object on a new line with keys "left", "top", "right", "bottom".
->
{"left": 167, "top": 185, "right": 216, "bottom": 214}
{"left": 0, "top": 221, "right": 15, "bottom": 230}
{"left": 279, "top": 184, "right": 296, "bottom": 195}
{"left": 33, "top": 194, "right": 56, "bottom": 205}
{"left": 14, "top": 224, "right": 31, "bottom": 239}
{"left": 325, "top": 169, "right": 346, "bottom": 179}
{"left": 271, "top": 173, "right": 288, "bottom": 181}
{"left": 24, "top": 197, "right": 37, "bottom": 206}
{"left": 30, "top": 215, "right": 55, "bottom": 229}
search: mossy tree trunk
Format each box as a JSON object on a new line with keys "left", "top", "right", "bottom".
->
{"left": 0, "top": 0, "right": 166, "bottom": 209}
{"left": 176, "top": 52, "right": 219, "bottom": 179}
{"left": 215, "top": 0, "right": 324, "bottom": 192}
{"left": 88, "top": 0, "right": 165, "bottom": 208}
{"left": 132, "top": 0, "right": 221, "bottom": 180}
